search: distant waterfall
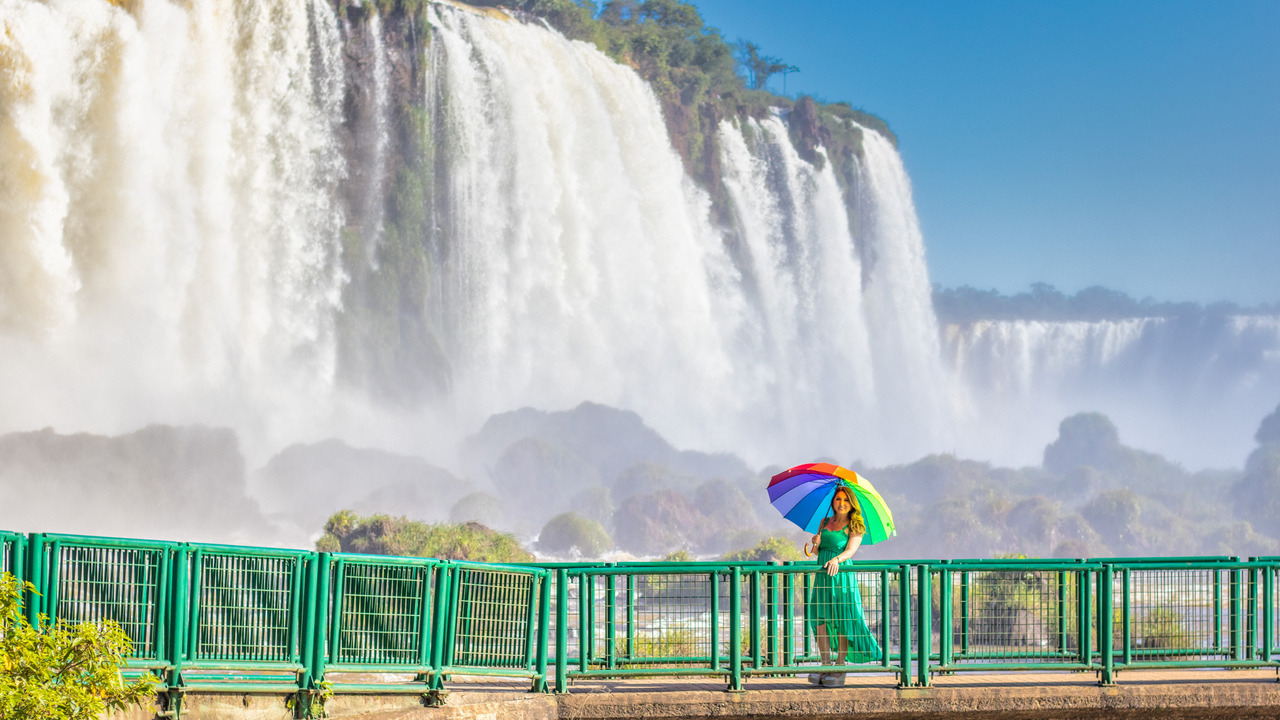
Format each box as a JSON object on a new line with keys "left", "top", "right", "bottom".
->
{"left": 945, "top": 315, "right": 1280, "bottom": 466}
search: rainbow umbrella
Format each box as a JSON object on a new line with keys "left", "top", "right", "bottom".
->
{"left": 768, "top": 463, "right": 895, "bottom": 545}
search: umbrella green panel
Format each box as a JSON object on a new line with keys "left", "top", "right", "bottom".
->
{"left": 31, "top": 534, "right": 175, "bottom": 667}
{"left": 318, "top": 555, "right": 440, "bottom": 692}
{"left": 181, "top": 545, "right": 311, "bottom": 690}
{"left": 446, "top": 562, "right": 546, "bottom": 680}
{"left": 940, "top": 564, "right": 1094, "bottom": 672}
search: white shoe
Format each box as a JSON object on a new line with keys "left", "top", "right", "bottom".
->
{"left": 820, "top": 673, "right": 846, "bottom": 687}
{"left": 807, "top": 672, "right": 825, "bottom": 685}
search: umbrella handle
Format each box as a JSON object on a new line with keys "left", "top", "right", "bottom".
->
{"left": 802, "top": 541, "right": 815, "bottom": 558}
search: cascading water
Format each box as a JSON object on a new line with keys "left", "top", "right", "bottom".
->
{"left": 2, "top": 0, "right": 1275, "bottom": 479}
{"left": 0, "top": 0, "right": 347, "bottom": 458}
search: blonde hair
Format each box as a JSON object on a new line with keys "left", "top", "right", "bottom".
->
{"left": 829, "top": 487, "right": 867, "bottom": 536}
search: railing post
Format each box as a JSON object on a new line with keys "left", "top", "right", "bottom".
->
{"left": 898, "top": 564, "right": 912, "bottom": 687}
{"left": 311, "top": 553, "right": 332, "bottom": 690}
{"left": 170, "top": 545, "right": 191, "bottom": 697}
{"left": 533, "top": 573, "right": 550, "bottom": 692}
{"left": 1214, "top": 569, "right": 1223, "bottom": 653}
{"left": 1247, "top": 567, "right": 1258, "bottom": 660}
{"left": 578, "top": 573, "right": 589, "bottom": 674}
{"left": 728, "top": 566, "right": 742, "bottom": 691}
{"left": 428, "top": 563, "right": 449, "bottom": 690}
{"left": 626, "top": 573, "right": 636, "bottom": 663}
{"left": 1230, "top": 567, "right": 1243, "bottom": 661}
{"left": 710, "top": 571, "right": 720, "bottom": 671}
{"left": 1078, "top": 567, "right": 1092, "bottom": 667}
{"left": 749, "top": 569, "right": 762, "bottom": 669}
{"left": 605, "top": 573, "right": 616, "bottom": 670}
{"left": 916, "top": 564, "right": 931, "bottom": 687}
{"left": 959, "top": 570, "right": 970, "bottom": 659}
{"left": 555, "top": 568, "right": 568, "bottom": 693}
{"left": 1121, "top": 568, "right": 1131, "bottom": 668}
{"left": 782, "top": 570, "right": 794, "bottom": 668}
{"left": 1099, "top": 566, "right": 1114, "bottom": 686}
{"left": 938, "top": 566, "right": 952, "bottom": 668}
{"left": 1262, "top": 564, "right": 1274, "bottom": 664}
{"left": 23, "top": 533, "right": 43, "bottom": 627}
{"left": 880, "top": 569, "right": 891, "bottom": 669}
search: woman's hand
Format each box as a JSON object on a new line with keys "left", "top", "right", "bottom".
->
{"left": 823, "top": 557, "right": 840, "bottom": 576}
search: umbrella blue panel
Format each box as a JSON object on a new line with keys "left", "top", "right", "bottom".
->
{"left": 767, "top": 472, "right": 820, "bottom": 501}
{"left": 785, "top": 486, "right": 836, "bottom": 534}
{"left": 771, "top": 479, "right": 827, "bottom": 515}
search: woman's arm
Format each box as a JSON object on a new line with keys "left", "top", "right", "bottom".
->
{"left": 821, "top": 534, "right": 864, "bottom": 576}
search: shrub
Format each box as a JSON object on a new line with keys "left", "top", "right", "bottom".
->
{"left": 537, "top": 512, "right": 612, "bottom": 558}
{"left": 318, "top": 510, "right": 533, "bottom": 563}
{"left": 0, "top": 574, "right": 158, "bottom": 719}
{"left": 722, "top": 535, "right": 802, "bottom": 563}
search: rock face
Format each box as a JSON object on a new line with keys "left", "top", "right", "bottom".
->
{"left": 0, "top": 425, "right": 276, "bottom": 545}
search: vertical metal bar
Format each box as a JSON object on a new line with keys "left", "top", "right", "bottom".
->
{"left": 605, "top": 574, "right": 616, "bottom": 670}
{"left": 938, "top": 567, "right": 952, "bottom": 668}
{"left": 710, "top": 571, "right": 720, "bottom": 671}
{"left": 1079, "top": 567, "right": 1092, "bottom": 667}
{"left": 960, "top": 570, "right": 970, "bottom": 657}
{"left": 535, "top": 572, "right": 550, "bottom": 692}
{"left": 762, "top": 570, "right": 773, "bottom": 667}
{"left": 898, "top": 565, "right": 911, "bottom": 687}
{"left": 328, "top": 559, "right": 346, "bottom": 663}
{"left": 749, "top": 570, "right": 762, "bottom": 669}
{"left": 1231, "top": 567, "right": 1243, "bottom": 661}
{"left": 1057, "top": 570, "right": 1067, "bottom": 654}
{"left": 782, "top": 571, "right": 794, "bottom": 668}
{"left": 1214, "top": 569, "right": 1223, "bottom": 652}
{"left": 524, "top": 574, "right": 540, "bottom": 672}
{"left": 45, "top": 540, "right": 61, "bottom": 622}
{"left": 417, "top": 563, "right": 435, "bottom": 672}
{"left": 300, "top": 554, "right": 321, "bottom": 690}
{"left": 1262, "top": 566, "right": 1274, "bottom": 663}
{"left": 729, "top": 566, "right": 742, "bottom": 691}
{"left": 584, "top": 574, "right": 595, "bottom": 666}
{"left": 187, "top": 549, "right": 204, "bottom": 662}
{"left": 917, "top": 565, "right": 931, "bottom": 687}
{"left": 556, "top": 569, "right": 568, "bottom": 693}
{"left": 286, "top": 557, "right": 303, "bottom": 666}
{"left": 802, "top": 572, "right": 812, "bottom": 659}
{"left": 1247, "top": 568, "right": 1258, "bottom": 660}
{"left": 1121, "top": 569, "right": 1132, "bottom": 667}
{"left": 626, "top": 574, "right": 636, "bottom": 662}
{"left": 155, "top": 548, "right": 171, "bottom": 665}
{"left": 1099, "top": 567, "right": 1114, "bottom": 685}
{"left": 428, "top": 564, "right": 449, "bottom": 690}
{"left": 578, "top": 573, "right": 588, "bottom": 674}
{"left": 881, "top": 568, "right": 891, "bottom": 669}
{"left": 24, "top": 534, "right": 42, "bottom": 627}
{"left": 170, "top": 546, "right": 190, "bottom": 688}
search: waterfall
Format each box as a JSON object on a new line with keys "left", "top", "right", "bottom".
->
{"left": 6, "top": 0, "right": 1270, "bottom": 474}
{"left": 0, "top": 0, "right": 348, "bottom": 455}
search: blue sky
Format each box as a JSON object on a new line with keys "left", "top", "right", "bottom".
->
{"left": 690, "top": 0, "right": 1280, "bottom": 305}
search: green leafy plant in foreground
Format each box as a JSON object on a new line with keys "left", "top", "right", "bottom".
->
{"left": 0, "top": 573, "right": 158, "bottom": 719}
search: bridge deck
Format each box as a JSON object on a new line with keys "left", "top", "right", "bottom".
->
{"left": 403, "top": 669, "right": 1280, "bottom": 720}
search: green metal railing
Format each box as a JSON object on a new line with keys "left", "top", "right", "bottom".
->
{"left": 2, "top": 529, "right": 1278, "bottom": 715}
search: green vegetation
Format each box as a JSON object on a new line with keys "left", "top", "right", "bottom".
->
{"left": 721, "top": 535, "right": 802, "bottom": 563}
{"left": 537, "top": 512, "right": 613, "bottom": 557}
{"left": 318, "top": 510, "right": 533, "bottom": 563}
{"left": 0, "top": 574, "right": 158, "bottom": 719}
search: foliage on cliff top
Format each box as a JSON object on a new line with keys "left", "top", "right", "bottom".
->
{"left": 0, "top": 574, "right": 158, "bottom": 719}
{"left": 318, "top": 510, "right": 534, "bottom": 562}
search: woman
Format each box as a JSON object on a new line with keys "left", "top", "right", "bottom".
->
{"left": 805, "top": 485, "right": 881, "bottom": 687}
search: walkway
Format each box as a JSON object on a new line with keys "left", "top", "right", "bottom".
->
{"left": 311, "top": 669, "right": 1280, "bottom": 719}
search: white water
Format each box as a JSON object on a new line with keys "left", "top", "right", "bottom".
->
{"left": 1, "top": 0, "right": 1275, "bottom": 480}
{"left": 0, "top": 0, "right": 347, "bottom": 458}
{"left": 945, "top": 316, "right": 1280, "bottom": 466}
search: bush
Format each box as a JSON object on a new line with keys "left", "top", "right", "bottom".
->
{"left": 0, "top": 574, "right": 158, "bottom": 719}
{"left": 721, "top": 535, "right": 802, "bottom": 562}
{"left": 318, "top": 510, "right": 533, "bottom": 563}
{"left": 537, "top": 512, "right": 612, "bottom": 557}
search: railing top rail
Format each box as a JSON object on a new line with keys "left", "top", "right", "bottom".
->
{"left": 1104, "top": 560, "right": 1276, "bottom": 570}
{"left": 327, "top": 552, "right": 442, "bottom": 567}
{"left": 1090, "top": 555, "right": 1239, "bottom": 563}
{"left": 184, "top": 541, "right": 314, "bottom": 557}
{"left": 451, "top": 559, "right": 547, "bottom": 577}
{"left": 30, "top": 532, "right": 179, "bottom": 551}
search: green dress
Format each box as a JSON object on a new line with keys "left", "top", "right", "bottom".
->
{"left": 807, "top": 528, "right": 881, "bottom": 663}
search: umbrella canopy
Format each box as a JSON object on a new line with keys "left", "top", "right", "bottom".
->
{"left": 768, "top": 462, "right": 895, "bottom": 545}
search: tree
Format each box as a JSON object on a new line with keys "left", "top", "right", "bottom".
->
{"left": 537, "top": 512, "right": 612, "bottom": 558}
{"left": 734, "top": 40, "right": 797, "bottom": 91}
{"left": 317, "top": 511, "right": 533, "bottom": 563}
{"left": 0, "top": 574, "right": 158, "bottom": 719}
